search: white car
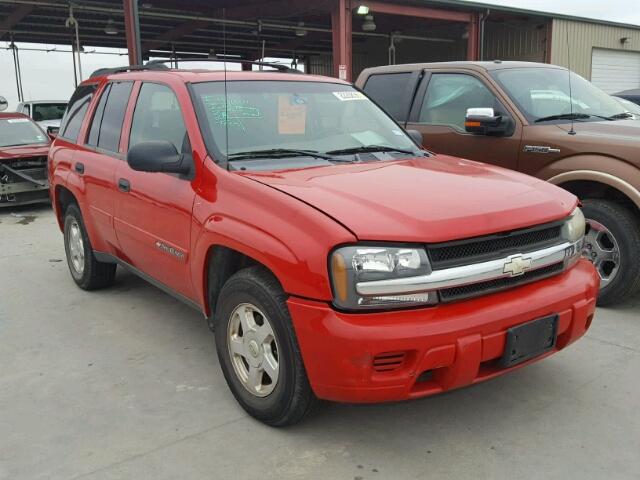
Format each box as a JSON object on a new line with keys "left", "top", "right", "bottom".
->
{"left": 15, "top": 100, "right": 68, "bottom": 130}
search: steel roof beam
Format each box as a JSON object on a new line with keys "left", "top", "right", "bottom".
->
{"left": 0, "top": 4, "right": 33, "bottom": 39}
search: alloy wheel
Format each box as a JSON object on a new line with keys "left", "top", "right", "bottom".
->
{"left": 583, "top": 219, "right": 620, "bottom": 289}
{"left": 68, "top": 220, "right": 85, "bottom": 276}
{"left": 227, "top": 303, "right": 279, "bottom": 397}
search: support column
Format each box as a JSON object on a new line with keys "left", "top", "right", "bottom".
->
{"left": 467, "top": 12, "right": 480, "bottom": 61}
{"left": 123, "top": 0, "right": 142, "bottom": 66}
{"left": 331, "top": 0, "right": 352, "bottom": 81}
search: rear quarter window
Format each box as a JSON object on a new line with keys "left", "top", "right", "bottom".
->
{"left": 59, "top": 84, "right": 97, "bottom": 142}
{"left": 362, "top": 72, "right": 414, "bottom": 122}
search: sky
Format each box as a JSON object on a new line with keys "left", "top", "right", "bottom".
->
{"left": 1, "top": 0, "right": 637, "bottom": 110}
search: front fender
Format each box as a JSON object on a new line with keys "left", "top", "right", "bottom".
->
{"left": 190, "top": 169, "right": 356, "bottom": 315}
{"left": 540, "top": 155, "right": 640, "bottom": 210}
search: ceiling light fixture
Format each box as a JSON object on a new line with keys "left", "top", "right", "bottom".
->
{"left": 104, "top": 18, "right": 118, "bottom": 35}
{"left": 357, "top": 5, "right": 370, "bottom": 15}
{"left": 362, "top": 14, "right": 376, "bottom": 32}
{"left": 295, "top": 21, "right": 308, "bottom": 37}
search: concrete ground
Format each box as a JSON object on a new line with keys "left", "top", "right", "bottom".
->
{"left": 1, "top": 205, "right": 638, "bottom": 480}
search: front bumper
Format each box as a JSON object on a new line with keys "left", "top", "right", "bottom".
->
{"left": 288, "top": 259, "right": 599, "bottom": 403}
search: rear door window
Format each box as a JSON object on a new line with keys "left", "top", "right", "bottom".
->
{"left": 129, "top": 83, "right": 187, "bottom": 153}
{"left": 60, "top": 84, "right": 97, "bottom": 142}
{"left": 94, "top": 82, "right": 133, "bottom": 153}
{"left": 87, "top": 84, "right": 111, "bottom": 147}
{"left": 362, "top": 72, "right": 416, "bottom": 122}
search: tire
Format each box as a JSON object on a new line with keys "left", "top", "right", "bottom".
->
{"left": 582, "top": 199, "right": 640, "bottom": 306}
{"left": 214, "top": 266, "right": 320, "bottom": 426}
{"left": 63, "top": 204, "right": 116, "bottom": 290}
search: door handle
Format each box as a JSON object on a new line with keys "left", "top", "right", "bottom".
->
{"left": 75, "top": 162, "right": 84, "bottom": 174}
{"left": 118, "top": 178, "right": 130, "bottom": 192}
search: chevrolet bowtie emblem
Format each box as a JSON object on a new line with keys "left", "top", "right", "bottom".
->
{"left": 503, "top": 255, "right": 532, "bottom": 277}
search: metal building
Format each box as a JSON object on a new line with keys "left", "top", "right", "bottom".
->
{"left": 1, "top": 0, "right": 640, "bottom": 93}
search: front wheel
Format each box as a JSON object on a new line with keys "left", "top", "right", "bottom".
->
{"left": 581, "top": 199, "right": 640, "bottom": 306}
{"left": 214, "top": 266, "right": 319, "bottom": 426}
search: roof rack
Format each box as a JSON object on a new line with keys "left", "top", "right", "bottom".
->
{"left": 146, "top": 58, "right": 302, "bottom": 74}
{"left": 89, "top": 63, "right": 169, "bottom": 79}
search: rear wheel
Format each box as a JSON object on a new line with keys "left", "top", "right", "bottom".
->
{"left": 581, "top": 199, "right": 640, "bottom": 306}
{"left": 214, "top": 266, "right": 319, "bottom": 426}
{"left": 63, "top": 204, "right": 116, "bottom": 290}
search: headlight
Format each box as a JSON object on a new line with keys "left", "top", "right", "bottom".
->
{"left": 330, "top": 245, "right": 437, "bottom": 310}
{"left": 561, "top": 207, "right": 586, "bottom": 267}
{"left": 562, "top": 207, "right": 586, "bottom": 243}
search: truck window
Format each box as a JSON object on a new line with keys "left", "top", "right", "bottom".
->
{"left": 362, "top": 72, "right": 414, "bottom": 122}
{"left": 89, "top": 82, "right": 133, "bottom": 153}
{"left": 419, "top": 74, "right": 499, "bottom": 132}
{"left": 87, "top": 84, "right": 111, "bottom": 147}
{"left": 60, "top": 84, "right": 97, "bottom": 141}
{"left": 129, "top": 83, "right": 186, "bottom": 153}
{"left": 32, "top": 103, "right": 67, "bottom": 122}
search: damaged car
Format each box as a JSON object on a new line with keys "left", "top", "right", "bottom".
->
{"left": 0, "top": 98, "right": 51, "bottom": 206}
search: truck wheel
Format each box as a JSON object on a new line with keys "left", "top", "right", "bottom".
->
{"left": 581, "top": 199, "right": 640, "bottom": 306}
{"left": 63, "top": 204, "right": 116, "bottom": 290}
{"left": 214, "top": 266, "right": 319, "bottom": 426}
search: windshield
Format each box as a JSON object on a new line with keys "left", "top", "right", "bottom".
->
{"left": 191, "top": 80, "right": 418, "bottom": 166}
{"left": 614, "top": 96, "right": 640, "bottom": 115}
{"left": 0, "top": 117, "right": 48, "bottom": 147}
{"left": 491, "top": 68, "right": 627, "bottom": 123}
{"left": 32, "top": 103, "right": 67, "bottom": 122}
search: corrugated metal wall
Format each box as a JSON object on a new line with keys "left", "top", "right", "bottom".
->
{"left": 482, "top": 20, "right": 548, "bottom": 62}
{"left": 308, "top": 37, "right": 467, "bottom": 79}
{"left": 551, "top": 19, "right": 640, "bottom": 80}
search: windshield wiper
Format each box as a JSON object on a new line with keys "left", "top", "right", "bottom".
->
{"left": 534, "top": 113, "right": 591, "bottom": 123}
{"left": 228, "top": 148, "right": 344, "bottom": 162}
{"left": 605, "top": 112, "right": 635, "bottom": 120}
{"left": 325, "top": 145, "right": 417, "bottom": 156}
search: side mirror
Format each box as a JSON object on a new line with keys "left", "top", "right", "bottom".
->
{"left": 0, "top": 96, "right": 7, "bottom": 112}
{"left": 464, "top": 107, "right": 511, "bottom": 136}
{"left": 127, "top": 140, "right": 190, "bottom": 175}
{"left": 47, "top": 126, "right": 59, "bottom": 140}
{"left": 406, "top": 129, "right": 423, "bottom": 146}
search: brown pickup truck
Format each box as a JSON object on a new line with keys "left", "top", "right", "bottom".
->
{"left": 356, "top": 61, "right": 640, "bottom": 306}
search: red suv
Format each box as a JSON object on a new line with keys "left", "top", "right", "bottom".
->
{"left": 49, "top": 61, "right": 599, "bottom": 426}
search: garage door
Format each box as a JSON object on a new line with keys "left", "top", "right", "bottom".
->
{"left": 591, "top": 48, "right": 640, "bottom": 93}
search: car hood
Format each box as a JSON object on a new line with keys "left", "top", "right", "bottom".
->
{"left": 0, "top": 144, "right": 50, "bottom": 161}
{"left": 555, "top": 119, "right": 640, "bottom": 139}
{"left": 241, "top": 155, "right": 577, "bottom": 243}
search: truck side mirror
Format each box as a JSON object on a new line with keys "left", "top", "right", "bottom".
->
{"left": 127, "top": 141, "right": 191, "bottom": 175}
{"left": 0, "top": 96, "right": 8, "bottom": 112}
{"left": 465, "top": 107, "right": 511, "bottom": 136}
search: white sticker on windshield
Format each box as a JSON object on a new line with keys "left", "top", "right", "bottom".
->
{"left": 7, "top": 118, "right": 30, "bottom": 123}
{"left": 333, "top": 91, "right": 367, "bottom": 101}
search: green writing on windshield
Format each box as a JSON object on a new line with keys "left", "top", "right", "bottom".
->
{"left": 201, "top": 95, "right": 262, "bottom": 130}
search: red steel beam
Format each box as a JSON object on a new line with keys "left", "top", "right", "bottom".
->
{"left": 363, "top": 1, "right": 472, "bottom": 23}
{"left": 0, "top": 5, "right": 34, "bottom": 40}
{"left": 123, "top": 0, "right": 142, "bottom": 65}
{"left": 467, "top": 12, "right": 480, "bottom": 60}
{"left": 332, "top": 0, "right": 352, "bottom": 81}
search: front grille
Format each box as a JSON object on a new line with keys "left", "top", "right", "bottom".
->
{"left": 439, "top": 262, "right": 564, "bottom": 303}
{"left": 428, "top": 222, "right": 563, "bottom": 269}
